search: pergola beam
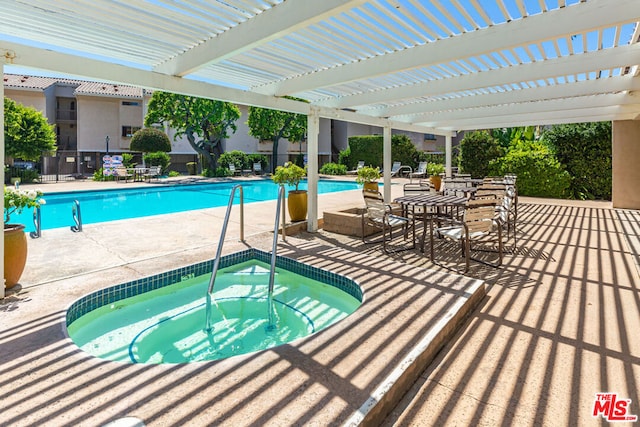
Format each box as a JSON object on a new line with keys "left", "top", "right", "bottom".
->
{"left": 320, "top": 43, "right": 640, "bottom": 109}
{"left": 409, "top": 93, "right": 640, "bottom": 124}
{"left": 370, "top": 76, "right": 640, "bottom": 119}
{"left": 258, "top": 0, "right": 639, "bottom": 96}
{"left": 424, "top": 105, "right": 640, "bottom": 130}
{"left": 1, "top": 40, "right": 444, "bottom": 136}
{"left": 154, "top": 0, "right": 367, "bottom": 76}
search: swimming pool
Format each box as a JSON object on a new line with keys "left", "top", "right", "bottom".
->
{"left": 14, "top": 179, "right": 362, "bottom": 232}
{"left": 66, "top": 248, "right": 362, "bottom": 363}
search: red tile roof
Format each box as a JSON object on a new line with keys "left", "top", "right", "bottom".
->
{"left": 4, "top": 74, "right": 142, "bottom": 98}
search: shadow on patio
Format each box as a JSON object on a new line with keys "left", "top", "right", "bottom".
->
{"left": 308, "top": 201, "right": 640, "bottom": 426}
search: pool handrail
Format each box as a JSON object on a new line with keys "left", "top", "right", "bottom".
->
{"left": 71, "top": 200, "right": 83, "bottom": 232}
{"left": 205, "top": 184, "right": 245, "bottom": 332}
{"left": 267, "top": 185, "right": 287, "bottom": 329}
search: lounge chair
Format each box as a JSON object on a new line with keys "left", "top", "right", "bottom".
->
{"left": 382, "top": 161, "right": 411, "bottom": 177}
{"left": 228, "top": 164, "right": 241, "bottom": 176}
{"left": 347, "top": 161, "right": 365, "bottom": 175}
{"left": 409, "top": 161, "right": 428, "bottom": 179}
{"left": 361, "top": 189, "right": 415, "bottom": 253}
{"left": 253, "top": 162, "right": 263, "bottom": 175}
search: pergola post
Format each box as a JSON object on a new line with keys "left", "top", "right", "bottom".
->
{"left": 445, "top": 134, "right": 452, "bottom": 178}
{"left": 1, "top": 62, "right": 5, "bottom": 299}
{"left": 306, "top": 108, "right": 319, "bottom": 232}
{"left": 383, "top": 125, "right": 392, "bottom": 203}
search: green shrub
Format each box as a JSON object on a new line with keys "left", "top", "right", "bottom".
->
{"left": 202, "top": 167, "right": 232, "bottom": 177}
{"left": 219, "top": 150, "right": 248, "bottom": 170}
{"left": 130, "top": 127, "right": 171, "bottom": 152}
{"left": 143, "top": 151, "right": 171, "bottom": 173}
{"left": 338, "top": 146, "right": 352, "bottom": 169}
{"left": 272, "top": 162, "right": 306, "bottom": 191}
{"left": 93, "top": 167, "right": 114, "bottom": 181}
{"left": 319, "top": 162, "right": 347, "bottom": 175}
{"left": 122, "top": 153, "right": 136, "bottom": 168}
{"left": 356, "top": 166, "right": 380, "bottom": 184}
{"left": 489, "top": 141, "right": 570, "bottom": 198}
{"left": 247, "top": 154, "right": 268, "bottom": 171}
{"left": 459, "top": 131, "right": 503, "bottom": 178}
{"left": 427, "top": 163, "right": 445, "bottom": 176}
{"left": 167, "top": 170, "right": 181, "bottom": 177}
{"left": 344, "top": 134, "right": 420, "bottom": 169}
{"left": 543, "top": 122, "right": 612, "bottom": 200}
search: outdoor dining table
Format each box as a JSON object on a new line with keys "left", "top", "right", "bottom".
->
{"left": 393, "top": 193, "right": 468, "bottom": 253}
{"left": 130, "top": 167, "right": 150, "bottom": 182}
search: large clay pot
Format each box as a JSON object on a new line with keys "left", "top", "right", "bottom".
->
{"left": 430, "top": 175, "right": 442, "bottom": 192}
{"left": 287, "top": 190, "right": 308, "bottom": 222}
{"left": 363, "top": 182, "right": 379, "bottom": 193}
{"left": 4, "top": 224, "right": 27, "bottom": 288}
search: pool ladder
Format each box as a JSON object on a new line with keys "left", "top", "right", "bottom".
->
{"left": 204, "top": 184, "right": 286, "bottom": 332}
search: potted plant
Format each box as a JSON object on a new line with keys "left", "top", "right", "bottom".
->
{"left": 356, "top": 166, "right": 381, "bottom": 192}
{"left": 271, "top": 162, "right": 307, "bottom": 222}
{"left": 427, "top": 163, "right": 445, "bottom": 191}
{"left": 4, "top": 186, "right": 46, "bottom": 288}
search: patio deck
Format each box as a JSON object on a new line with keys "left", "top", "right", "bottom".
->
{"left": 1, "top": 178, "right": 639, "bottom": 426}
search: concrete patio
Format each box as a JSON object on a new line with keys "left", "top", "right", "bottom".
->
{"left": 1, "top": 178, "right": 639, "bottom": 426}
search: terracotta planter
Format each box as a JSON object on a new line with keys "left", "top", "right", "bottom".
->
{"left": 363, "top": 182, "right": 379, "bottom": 193}
{"left": 287, "top": 190, "right": 308, "bottom": 222}
{"left": 4, "top": 224, "right": 27, "bottom": 288}
{"left": 430, "top": 175, "right": 442, "bottom": 192}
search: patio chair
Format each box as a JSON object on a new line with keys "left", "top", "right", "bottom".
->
{"left": 228, "top": 164, "right": 241, "bottom": 176}
{"left": 409, "top": 162, "right": 428, "bottom": 179}
{"left": 430, "top": 198, "right": 503, "bottom": 273}
{"left": 253, "top": 162, "right": 263, "bottom": 175}
{"left": 347, "top": 161, "right": 365, "bottom": 175}
{"left": 362, "top": 189, "right": 415, "bottom": 253}
{"left": 381, "top": 161, "right": 405, "bottom": 177}
{"left": 494, "top": 185, "right": 518, "bottom": 249}
{"left": 115, "top": 166, "right": 132, "bottom": 183}
{"left": 144, "top": 165, "right": 161, "bottom": 182}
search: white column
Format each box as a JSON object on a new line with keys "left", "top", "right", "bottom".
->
{"left": 1, "top": 62, "right": 5, "bottom": 299}
{"left": 306, "top": 108, "right": 319, "bottom": 232}
{"left": 445, "top": 134, "right": 452, "bottom": 178}
{"left": 383, "top": 125, "right": 392, "bottom": 202}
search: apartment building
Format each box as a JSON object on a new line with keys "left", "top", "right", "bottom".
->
{"left": 4, "top": 74, "right": 445, "bottom": 176}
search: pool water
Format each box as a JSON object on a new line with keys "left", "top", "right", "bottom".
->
{"left": 14, "top": 179, "right": 361, "bottom": 232}
{"left": 67, "top": 259, "right": 361, "bottom": 363}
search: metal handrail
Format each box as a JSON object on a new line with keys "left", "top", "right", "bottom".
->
{"left": 30, "top": 206, "right": 42, "bottom": 239}
{"left": 71, "top": 200, "right": 82, "bottom": 232}
{"left": 204, "top": 184, "right": 245, "bottom": 332}
{"left": 267, "top": 185, "right": 287, "bottom": 329}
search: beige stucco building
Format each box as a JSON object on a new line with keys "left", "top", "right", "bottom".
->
{"left": 4, "top": 74, "right": 446, "bottom": 176}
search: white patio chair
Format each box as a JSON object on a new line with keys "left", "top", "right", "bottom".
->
{"left": 347, "top": 161, "right": 365, "bottom": 175}
{"left": 409, "top": 162, "right": 428, "bottom": 179}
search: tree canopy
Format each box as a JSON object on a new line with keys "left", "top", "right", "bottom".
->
{"left": 130, "top": 127, "right": 171, "bottom": 153}
{"left": 458, "top": 130, "right": 503, "bottom": 178}
{"left": 4, "top": 97, "right": 57, "bottom": 161}
{"left": 247, "top": 98, "right": 307, "bottom": 173}
{"left": 144, "top": 92, "right": 240, "bottom": 171}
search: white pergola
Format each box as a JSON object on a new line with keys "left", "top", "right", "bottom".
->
{"left": 1, "top": 1, "right": 639, "bottom": 296}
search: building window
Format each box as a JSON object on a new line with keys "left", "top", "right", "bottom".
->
{"left": 122, "top": 126, "right": 141, "bottom": 138}
{"left": 424, "top": 133, "right": 436, "bottom": 140}
{"left": 122, "top": 101, "right": 140, "bottom": 106}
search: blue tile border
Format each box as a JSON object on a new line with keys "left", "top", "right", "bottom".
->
{"left": 66, "top": 248, "right": 362, "bottom": 325}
